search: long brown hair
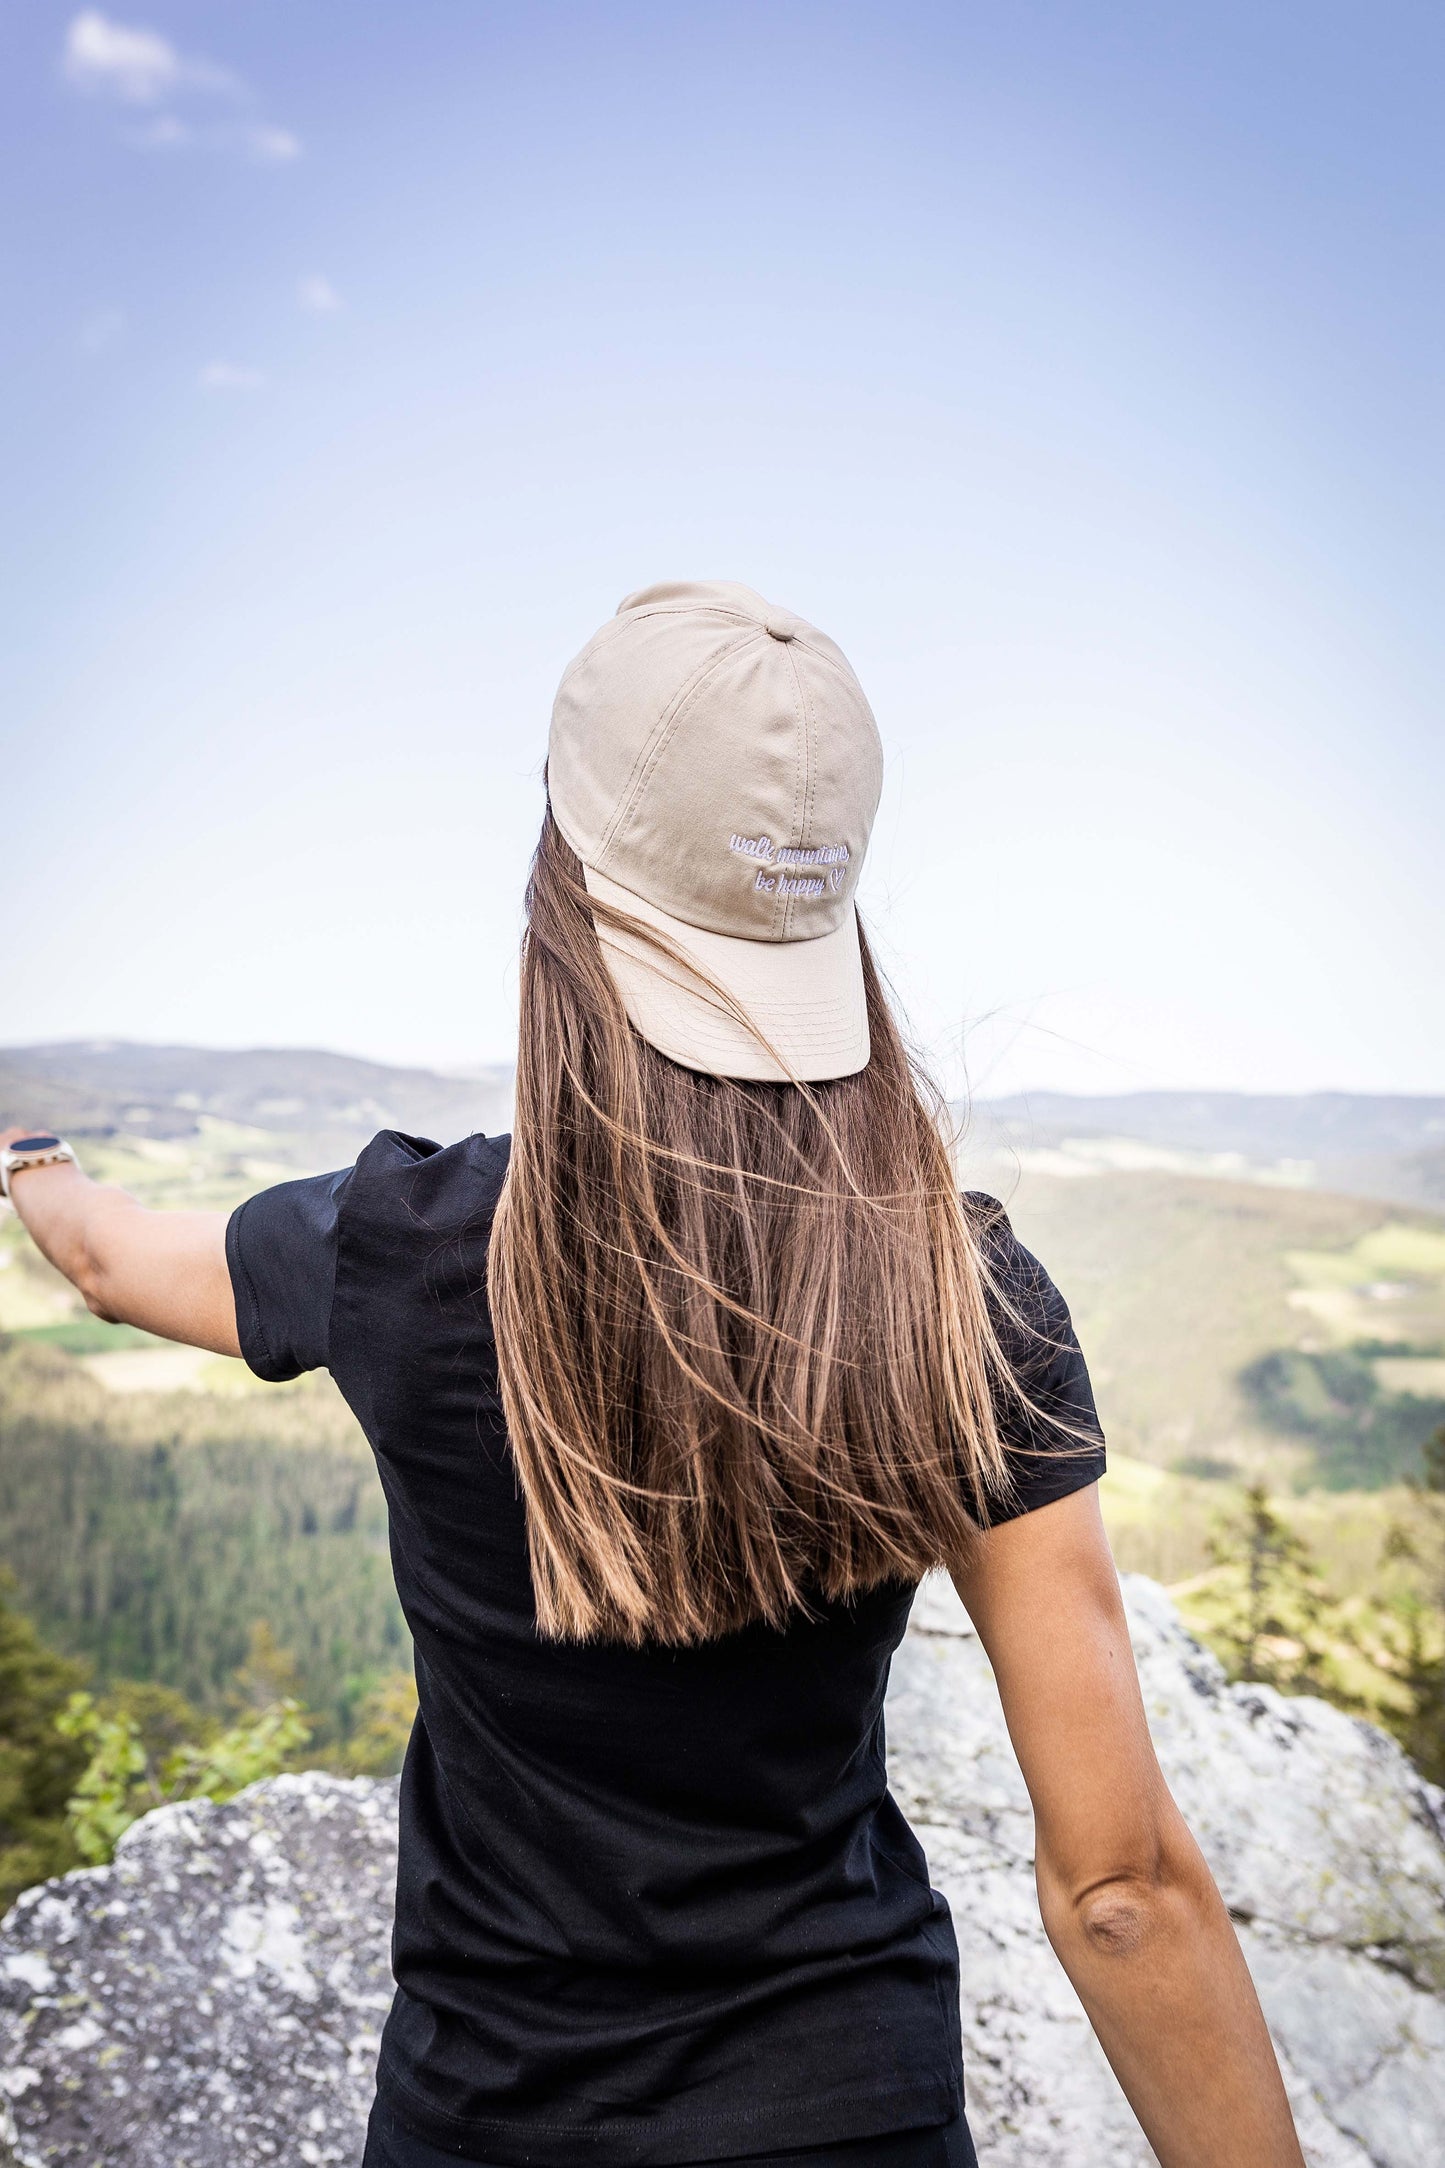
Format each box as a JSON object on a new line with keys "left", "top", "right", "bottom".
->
{"left": 490, "top": 811, "right": 1021, "bottom": 1646}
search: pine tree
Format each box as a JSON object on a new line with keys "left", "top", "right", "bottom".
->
{"left": 1391, "top": 1425, "right": 1445, "bottom": 1783}
{"left": 1203, "top": 1482, "right": 1331, "bottom": 1691}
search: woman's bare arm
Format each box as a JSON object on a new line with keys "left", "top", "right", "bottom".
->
{"left": 1, "top": 1128, "right": 240, "bottom": 1356}
{"left": 950, "top": 1482, "right": 1303, "bottom": 2168}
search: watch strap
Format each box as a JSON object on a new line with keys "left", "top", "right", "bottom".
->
{"left": 0, "top": 1136, "right": 79, "bottom": 1204}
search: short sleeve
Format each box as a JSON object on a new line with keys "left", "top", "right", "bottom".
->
{"left": 225, "top": 1167, "right": 351, "bottom": 1381}
{"left": 965, "top": 1193, "right": 1106, "bottom": 1524}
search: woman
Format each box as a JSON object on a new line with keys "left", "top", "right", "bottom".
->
{"left": 2, "top": 582, "right": 1303, "bottom": 2168}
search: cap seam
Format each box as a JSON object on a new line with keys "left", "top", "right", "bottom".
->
{"left": 620, "top": 604, "right": 772, "bottom": 625}
{"left": 789, "top": 640, "right": 823, "bottom": 942}
{"left": 598, "top": 930, "right": 857, "bottom": 968}
{"left": 560, "top": 608, "right": 856, "bottom": 688}
{"left": 785, "top": 634, "right": 866, "bottom": 689}
{"left": 594, "top": 630, "right": 754, "bottom": 866}
{"left": 621, "top": 601, "right": 855, "bottom": 675}
{"left": 573, "top": 603, "right": 775, "bottom": 666}
{"left": 555, "top": 604, "right": 767, "bottom": 706}
{"left": 781, "top": 641, "right": 806, "bottom": 941}
{"left": 597, "top": 627, "right": 769, "bottom": 871}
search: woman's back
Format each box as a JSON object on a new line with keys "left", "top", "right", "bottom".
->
{"left": 228, "top": 1124, "right": 1101, "bottom": 2162}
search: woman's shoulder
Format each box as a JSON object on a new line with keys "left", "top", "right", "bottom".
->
{"left": 960, "top": 1189, "right": 1084, "bottom": 1361}
{"left": 349, "top": 1128, "right": 512, "bottom": 1198}
{"left": 961, "top": 1190, "right": 1052, "bottom": 1292}
{"left": 336, "top": 1129, "right": 513, "bottom": 1259}
{"left": 354, "top": 1127, "right": 512, "bottom": 1173}
{"left": 961, "top": 1188, "right": 1011, "bottom": 1241}
{"left": 961, "top": 1190, "right": 1106, "bottom": 1503}
{"left": 227, "top": 1133, "right": 512, "bottom": 1379}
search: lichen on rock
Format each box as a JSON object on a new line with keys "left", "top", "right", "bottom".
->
{"left": 0, "top": 1773, "right": 396, "bottom": 2167}
{"left": 3, "top": 1579, "right": 1444, "bottom": 2167}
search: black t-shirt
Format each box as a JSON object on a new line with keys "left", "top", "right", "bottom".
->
{"left": 227, "top": 1131, "right": 1104, "bottom": 2168}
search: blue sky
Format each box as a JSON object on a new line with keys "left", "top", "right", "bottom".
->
{"left": 2, "top": 2, "right": 1441, "bottom": 1095}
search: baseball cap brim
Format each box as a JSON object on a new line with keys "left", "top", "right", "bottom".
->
{"left": 582, "top": 865, "right": 871, "bottom": 1083}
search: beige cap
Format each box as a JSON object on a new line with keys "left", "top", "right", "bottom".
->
{"left": 548, "top": 581, "right": 883, "bottom": 1082}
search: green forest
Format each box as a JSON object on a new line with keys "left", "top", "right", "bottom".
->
{"left": 1240, "top": 1343, "right": 1445, "bottom": 1487}
{"left": 0, "top": 1340, "right": 406, "bottom": 1737}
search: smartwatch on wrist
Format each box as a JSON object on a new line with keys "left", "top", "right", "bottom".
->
{"left": 0, "top": 1133, "right": 79, "bottom": 1205}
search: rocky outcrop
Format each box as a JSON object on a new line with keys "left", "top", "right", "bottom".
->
{"left": 3, "top": 1578, "right": 1444, "bottom": 2167}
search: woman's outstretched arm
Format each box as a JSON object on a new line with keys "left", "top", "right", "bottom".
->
{"left": 950, "top": 1482, "right": 1304, "bottom": 2168}
{"left": 1, "top": 1127, "right": 240, "bottom": 1356}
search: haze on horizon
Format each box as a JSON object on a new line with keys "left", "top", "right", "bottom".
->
{"left": 2, "top": 3, "right": 1441, "bottom": 1099}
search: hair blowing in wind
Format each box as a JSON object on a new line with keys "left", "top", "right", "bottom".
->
{"left": 489, "top": 814, "right": 1028, "bottom": 1647}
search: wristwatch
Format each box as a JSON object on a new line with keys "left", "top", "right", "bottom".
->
{"left": 0, "top": 1133, "right": 79, "bottom": 1205}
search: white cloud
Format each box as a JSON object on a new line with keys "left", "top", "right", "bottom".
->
{"left": 199, "top": 361, "right": 265, "bottom": 392}
{"left": 64, "top": 10, "right": 179, "bottom": 102}
{"left": 62, "top": 13, "right": 300, "bottom": 161}
{"left": 246, "top": 124, "right": 301, "bottom": 165}
{"left": 63, "top": 11, "right": 236, "bottom": 103}
{"left": 297, "top": 275, "right": 342, "bottom": 315}
{"left": 125, "top": 116, "right": 301, "bottom": 160}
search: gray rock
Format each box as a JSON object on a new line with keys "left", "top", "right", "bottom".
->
{"left": 0, "top": 1776, "right": 396, "bottom": 2167}
{"left": 3, "top": 1578, "right": 1444, "bottom": 2166}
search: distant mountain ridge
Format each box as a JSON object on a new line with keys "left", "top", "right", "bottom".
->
{"left": 970, "top": 1089, "right": 1445, "bottom": 1211}
{"left": 0, "top": 1041, "right": 513, "bottom": 1169}
{"left": 977, "top": 1089, "right": 1445, "bottom": 1160}
{"left": 3, "top": 1043, "right": 1442, "bottom": 1209}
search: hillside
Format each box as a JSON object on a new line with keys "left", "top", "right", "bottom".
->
{"left": 7, "top": 1042, "right": 1439, "bottom": 1206}
{"left": 988, "top": 1169, "right": 1445, "bottom": 1485}
{"left": 971, "top": 1088, "right": 1445, "bottom": 1210}
{"left": 0, "top": 1041, "right": 513, "bottom": 1176}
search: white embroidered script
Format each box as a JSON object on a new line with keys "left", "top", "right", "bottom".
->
{"left": 728, "top": 833, "right": 849, "bottom": 896}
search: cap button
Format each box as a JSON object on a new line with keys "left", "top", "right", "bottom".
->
{"left": 763, "top": 614, "right": 796, "bottom": 641}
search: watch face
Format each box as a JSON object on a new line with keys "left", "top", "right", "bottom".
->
{"left": 9, "top": 1136, "right": 61, "bottom": 1153}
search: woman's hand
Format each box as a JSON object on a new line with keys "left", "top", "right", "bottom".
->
{"left": 0, "top": 1126, "right": 241, "bottom": 1357}
{"left": 950, "top": 1484, "right": 1304, "bottom": 2168}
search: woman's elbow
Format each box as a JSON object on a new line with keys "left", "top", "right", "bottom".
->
{"left": 1069, "top": 1875, "right": 1182, "bottom": 1960}
{"left": 72, "top": 1218, "right": 129, "bottom": 1320}
{"left": 76, "top": 1256, "right": 122, "bottom": 1321}
{"left": 69, "top": 1192, "right": 142, "bottom": 1322}
{"left": 1041, "top": 1832, "right": 1219, "bottom": 1967}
